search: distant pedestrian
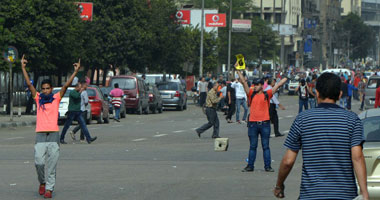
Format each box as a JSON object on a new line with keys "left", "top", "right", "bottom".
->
{"left": 195, "top": 82, "right": 222, "bottom": 138}
{"left": 353, "top": 74, "right": 361, "bottom": 100}
{"left": 60, "top": 82, "right": 97, "bottom": 144}
{"left": 265, "top": 79, "right": 285, "bottom": 137}
{"left": 274, "top": 72, "right": 368, "bottom": 200}
{"left": 21, "top": 55, "right": 80, "bottom": 198}
{"left": 110, "top": 83, "right": 124, "bottom": 122}
{"left": 347, "top": 79, "right": 358, "bottom": 110}
{"left": 307, "top": 75, "right": 317, "bottom": 108}
{"left": 226, "top": 80, "right": 236, "bottom": 123}
{"left": 232, "top": 77, "right": 248, "bottom": 124}
{"left": 235, "top": 65, "right": 288, "bottom": 173}
{"left": 359, "top": 75, "right": 367, "bottom": 111}
{"left": 69, "top": 80, "right": 89, "bottom": 142}
{"left": 295, "top": 79, "right": 309, "bottom": 113}
{"left": 198, "top": 77, "right": 208, "bottom": 106}
{"left": 340, "top": 77, "right": 348, "bottom": 109}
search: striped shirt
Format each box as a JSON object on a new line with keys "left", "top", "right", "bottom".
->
{"left": 284, "top": 103, "right": 364, "bottom": 200}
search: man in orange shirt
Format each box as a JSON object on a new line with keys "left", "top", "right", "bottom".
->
{"left": 21, "top": 55, "right": 80, "bottom": 198}
{"left": 236, "top": 65, "right": 288, "bottom": 172}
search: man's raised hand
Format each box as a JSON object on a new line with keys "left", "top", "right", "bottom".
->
{"left": 21, "top": 54, "right": 28, "bottom": 69}
{"left": 73, "top": 59, "right": 81, "bottom": 72}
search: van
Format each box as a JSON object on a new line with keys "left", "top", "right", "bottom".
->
{"left": 109, "top": 76, "right": 149, "bottom": 115}
{"left": 364, "top": 76, "right": 380, "bottom": 109}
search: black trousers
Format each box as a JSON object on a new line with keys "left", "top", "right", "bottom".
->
{"left": 347, "top": 96, "right": 352, "bottom": 110}
{"left": 226, "top": 100, "right": 236, "bottom": 120}
{"left": 196, "top": 107, "right": 219, "bottom": 137}
{"left": 269, "top": 103, "right": 281, "bottom": 136}
{"left": 199, "top": 92, "right": 207, "bottom": 106}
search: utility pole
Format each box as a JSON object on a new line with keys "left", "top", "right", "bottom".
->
{"left": 199, "top": 0, "right": 205, "bottom": 77}
{"left": 280, "top": 0, "right": 285, "bottom": 71}
{"left": 258, "top": 0, "right": 263, "bottom": 78}
{"left": 227, "top": 0, "right": 232, "bottom": 80}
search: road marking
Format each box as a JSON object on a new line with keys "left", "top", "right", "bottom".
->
{"left": 278, "top": 117, "right": 284, "bottom": 120}
{"left": 153, "top": 134, "right": 168, "bottom": 137}
{"left": 173, "top": 130, "right": 185, "bottom": 133}
{"left": 132, "top": 138, "right": 147, "bottom": 142}
{"left": 5, "top": 137, "right": 24, "bottom": 140}
{"left": 113, "top": 125, "right": 124, "bottom": 127}
{"left": 285, "top": 115, "right": 294, "bottom": 118}
{"left": 89, "top": 127, "right": 100, "bottom": 130}
{"left": 284, "top": 130, "right": 290, "bottom": 133}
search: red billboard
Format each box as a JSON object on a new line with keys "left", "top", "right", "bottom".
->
{"left": 205, "top": 14, "right": 226, "bottom": 27}
{"left": 75, "top": 2, "right": 93, "bottom": 21}
{"left": 175, "top": 10, "right": 190, "bottom": 24}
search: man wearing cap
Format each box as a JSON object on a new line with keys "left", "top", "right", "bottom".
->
{"left": 235, "top": 64, "right": 288, "bottom": 172}
{"left": 232, "top": 75, "right": 248, "bottom": 124}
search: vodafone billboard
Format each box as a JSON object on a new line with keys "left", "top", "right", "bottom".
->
{"left": 176, "top": 10, "right": 191, "bottom": 24}
{"left": 75, "top": 2, "right": 93, "bottom": 21}
{"left": 205, "top": 14, "right": 226, "bottom": 27}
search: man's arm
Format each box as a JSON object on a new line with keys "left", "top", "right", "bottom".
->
{"left": 274, "top": 149, "right": 299, "bottom": 198}
{"left": 352, "top": 146, "right": 369, "bottom": 200}
{"left": 228, "top": 91, "right": 232, "bottom": 104}
{"left": 236, "top": 70, "right": 250, "bottom": 94}
{"left": 307, "top": 85, "right": 315, "bottom": 97}
{"left": 272, "top": 78, "right": 288, "bottom": 94}
{"left": 60, "top": 59, "right": 81, "bottom": 98}
{"left": 21, "top": 55, "right": 37, "bottom": 98}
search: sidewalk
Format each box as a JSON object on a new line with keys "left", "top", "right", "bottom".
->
{"left": 0, "top": 114, "right": 36, "bottom": 129}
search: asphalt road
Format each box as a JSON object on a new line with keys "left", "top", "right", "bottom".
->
{"left": 0, "top": 94, "right": 363, "bottom": 200}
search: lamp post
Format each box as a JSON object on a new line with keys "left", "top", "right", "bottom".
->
{"left": 227, "top": 0, "right": 232, "bottom": 80}
{"left": 199, "top": 0, "right": 205, "bottom": 78}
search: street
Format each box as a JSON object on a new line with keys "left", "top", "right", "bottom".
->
{"left": 0, "top": 95, "right": 363, "bottom": 200}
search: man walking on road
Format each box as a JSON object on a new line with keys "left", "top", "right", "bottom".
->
{"left": 235, "top": 66, "right": 288, "bottom": 173}
{"left": 21, "top": 55, "right": 80, "bottom": 198}
{"left": 195, "top": 82, "right": 222, "bottom": 139}
{"left": 69, "top": 80, "right": 89, "bottom": 142}
{"left": 265, "top": 79, "right": 285, "bottom": 137}
{"left": 295, "top": 79, "right": 309, "bottom": 113}
{"left": 274, "top": 73, "right": 368, "bottom": 200}
{"left": 110, "top": 83, "right": 124, "bottom": 122}
{"left": 226, "top": 79, "right": 236, "bottom": 123}
{"left": 60, "top": 82, "right": 97, "bottom": 144}
{"left": 232, "top": 77, "right": 248, "bottom": 124}
{"left": 198, "top": 77, "right": 208, "bottom": 107}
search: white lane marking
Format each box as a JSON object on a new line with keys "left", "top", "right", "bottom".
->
{"left": 284, "top": 130, "right": 290, "bottom": 133}
{"left": 191, "top": 128, "right": 198, "bottom": 130}
{"left": 154, "top": 134, "right": 168, "bottom": 137}
{"left": 113, "top": 125, "right": 124, "bottom": 127}
{"left": 173, "top": 130, "right": 185, "bottom": 133}
{"left": 132, "top": 138, "right": 147, "bottom": 142}
{"left": 89, "top": 127, "right": 100, "bottom": 130}
{"left": 5, "top": 137, "right": 24, "bottom": 140}
{"left": 278, "top": 117, "right": 284, "bottom": 120}
{"left": 285, "top": 115, "right": 294, "bottom": 118}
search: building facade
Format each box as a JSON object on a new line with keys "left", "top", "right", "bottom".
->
{"left": 341, "top": 0, "right": 362, "bottom": 16}
{"left": 362, "top": 0, "right": 380, "bottom": 65}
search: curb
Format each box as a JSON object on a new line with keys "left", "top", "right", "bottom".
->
{"left": 0, "top": 120, "right": 36, "bottom": 129}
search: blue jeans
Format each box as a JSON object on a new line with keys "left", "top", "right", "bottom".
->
{"left": 299, "top": 99, "right": 308, "bottom": 113}
{"left": 247, "top": 122, "right": 271, "bottom": 169}
{"left": 340, "top": 97, "right": 347, "bottom": 109}
{"left": 114, "top": 106, "right": 121, "bottom": 120}
{"left": 60, "top": 111, "right": 92, "bottom": 142}
{"left": 308, "top": 98, "right": 316, "bottom": 109}
{"left": 236, "top": 98, "right": 248, "bottom": 121}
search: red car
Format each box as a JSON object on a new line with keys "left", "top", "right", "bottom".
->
{"left": 87, "top": 86, "right": 110, "bottom": 124}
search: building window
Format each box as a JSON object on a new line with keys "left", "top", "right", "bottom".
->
{"left": 264, "top": 13, "right": 271, "bottom": 22}
{"left": 275, "top": 13, "right": 282, "bottom": 23}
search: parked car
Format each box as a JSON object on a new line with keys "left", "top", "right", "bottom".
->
{"left": 100, "top": 87, "right": 127, "bottom": 119}
{"left": 52, "top": 87, "right": 92, "bottom": 124}
{"left": 87, "top": 85, "right": 110, "bottom": 124}
{"left": 358, "top": 109, "right": 380, "bottom": 198}
{"left": 109, "top": 76, "right": 149, "bottom": 115}
{"left": 364, "top": 76, "right": 380, "bottom": 109}
{"left": 157, "top": 81, "right": 187, "bottom": 111}
{"left": 147, "top": 84, "right": 163, "bottom": 114}
{"left": 288, "top": 79, "right": 299, "bottom": 95}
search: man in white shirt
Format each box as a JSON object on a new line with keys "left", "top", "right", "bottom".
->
{"left": 265, "top": 79, "right": 285, "bottom": 137}
{"left": 232, "top": 77, "right": 248, "bottom": 123}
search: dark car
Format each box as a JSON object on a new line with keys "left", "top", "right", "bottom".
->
{"left": 109, "top": 76, "right": 149, "bottom": 115}
{"left": 147, "top": 84, "right": 163, "bottom": 114}
{"left": 100, "top": 87, "right": 127, "bottom": 119}
{"left": 87, "top": 85, "right": 110, "bottom": 124}
{"left": 157, "top": 81, "right": 187, "bottom": 111}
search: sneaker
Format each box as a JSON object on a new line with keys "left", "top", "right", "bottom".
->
{"left": 114, "top": 118, "right": 120, "bottom": 122}
{"left": 87, "top": 136, "right": 97, "bottom": 144}
{"left": 80, "top": 139, "right": 85, "bottom": 143}
{"left": 44, "top": 190, "right": 52, "bottom": 198}
{"left": 60, "top": 139, "right": 67, "bottom": 144}
{"left": 212, "top": 136, "right": 220, "bottom": 139}
{"left": 195, "top": 130, "right": 201, "bottom": 138}
{"left": 236, "top": 120, "right": 241, "bottom": 124}
{"left": 69, "top": 131, "right": 76, "bottom": 141}
{"left": 241, "top": 165, "right": 254, "bottom": 172}
{"left": 39, "top": 184, "right": 45, "bottom": 195}
{"left": 275, "top": 133, "right": 285, "bottom": 137}
{"left": 265, "top": 167, "right": 275, "bottom": 172}
{"left": 241, "top": 121, "right": 247, "bottom": 124}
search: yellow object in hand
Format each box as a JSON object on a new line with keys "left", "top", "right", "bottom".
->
{"left": 235, "top": 54, "right": 246, "bottom": 70}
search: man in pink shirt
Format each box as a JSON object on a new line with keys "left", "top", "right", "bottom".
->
{"left": 21, "top": 55, "right": 80, "bottom": 198}
{"left": 110, "top": 83, "right": 124, "bottom": 122}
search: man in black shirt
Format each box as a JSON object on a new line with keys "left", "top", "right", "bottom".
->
{"left": 226, "top": 79, "right": 236, "bottom": 123}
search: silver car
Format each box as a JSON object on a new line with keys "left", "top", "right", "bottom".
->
{"left": 157, "top": 81, "right": 187, "bottom": 111}
{"left": 364, "top": 76, "right": 380, "bottom": 109}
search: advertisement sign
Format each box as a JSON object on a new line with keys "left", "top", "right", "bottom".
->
{"left": 232, "top": 19, "right": 251, "bottom": 32}
{"left": 205, "top": 14, "right": 226, "bottom": 27}
{"left": 176, "top": 10, "right": 191, "bottom": 24}
{"left": 3, "top": 46, "right": 18, "bottom": 63}
{"left": 279, "top": 24, "right": 294, "bottom": 35}
{"left": 235, "top": 54, "right": 246, "bottom": 70}
{"left": 75, "top": 2, "right": 93, "bottom": 21}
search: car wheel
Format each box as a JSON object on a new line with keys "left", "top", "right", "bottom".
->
{"left": 121, "top": 108, "right": 126, "bottom": 118}
{"left": 137, "top": 104, "right": 143, "bottom": 115}
{"left": 144, "top": 106, "right": 149, "bottom": 115}
{"left": 158, "top": 105, "right": 163, "bottom": 113}
{"left": 152, "top": 105, "right": 157, "bottom": 114}
{"left": 183, "top": 101, "right": 187, "bottom": 110}
{"left": 103, "top": 112, "right": 109, "bottom": 124}
{"left": 97, "top": 111, "right": 103, "bottom": 124}
{"left": 177, "top": 103, "right": 184, "bottom": 111}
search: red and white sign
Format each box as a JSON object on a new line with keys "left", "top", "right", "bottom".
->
{"left": 232, "top": 19, "right": 251, "bottom": 32}
{"left": 176, "top": 10, "right": 191, "bottom": 24}
{"left": 205, "top": 14, "right": 226, "bottom": 27}
{"left": 75, "top": 2, "right": 93, "bottom": 21}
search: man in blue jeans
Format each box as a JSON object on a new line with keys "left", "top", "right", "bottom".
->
{"left": 236, "top": 65, "right": 288, "bottom": 172}
{"left": 295, "top": 79, "right": 309, "bottom": 113}
{"left": 231, "top": 78, "right": 248, "bottom": 124}
{"left": 60, "top": 82, "right": 97, "bottom": 144}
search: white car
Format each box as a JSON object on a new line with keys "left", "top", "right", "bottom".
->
{"left": 288, "top": 79, "right": 299, "bottom": 95}
{"left": 52, "top": 87, "right": 92, "bottom": 124}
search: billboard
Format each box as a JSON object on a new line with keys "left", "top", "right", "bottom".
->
{"left": 176, "top": 10, "right": 191, "bottom": 24}
{"left": 75, "top": 2, "right": 93, "bottom": 21}
{"left": 205, "top": 14, "right": 226, "bottom": 27}
{"left": 232, "top": 19, "right": 251, "bottom": 32}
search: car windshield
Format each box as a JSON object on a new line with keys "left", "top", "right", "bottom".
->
{"left": 111, "top": 78, "right": 136, "bottom": 90}
{"left": 157, "top": 82, "right": 179, "bottom": 91}
{"left": 367, "top": 79, "right": 380, "bottom": 89}
{"left": 52, "top": 89, "right": 72, "bottom": 97}
{"left": 100, "top": 87, "right": 112, "bottom": 95}
{"left": 363, "top": 116, "right": 380, "bottom": 142}
{"left": 87, "top": 89, "right": 97, "bottom": 97}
